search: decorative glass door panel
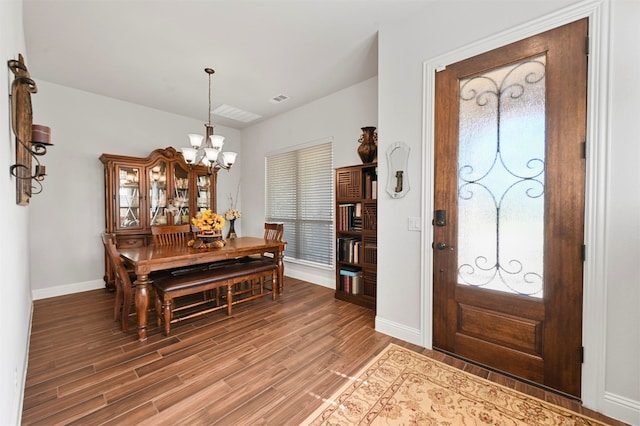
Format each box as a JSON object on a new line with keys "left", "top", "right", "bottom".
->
{"left": 116, "top": 165, "right": 141, "bottom": 229}
{"left": 149, "top": 161, "right": 168, "bottom": 226}
{"left": 196, "top": 173, "right": 211, "bottom": 214}
{"left": 457, "top": 55, "right": 546, "bottom": 298}
{"left": 434, "top": 20, "right": 587, "bottom": 396}
{"left": 173, "top": 163, "right": 190, "bottom": 224}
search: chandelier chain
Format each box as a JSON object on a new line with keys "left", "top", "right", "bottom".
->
{"left": 208, "top": 71, "right": 212, "bottom": 126}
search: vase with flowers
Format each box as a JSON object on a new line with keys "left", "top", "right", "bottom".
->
{"left": 190, "top": 209, "right": 226, "bottom": 248}
{"left": 224, "top": 209, "right": 241, "bottom": 239}
{"left": 225, "top": 185, "right": 241, "bottom": 239}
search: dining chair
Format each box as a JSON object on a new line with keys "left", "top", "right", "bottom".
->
{"left": 151, "top": 224, "right": 193, "bottom": 246}
{"left": 152, "top": 223, "right": 221, "bottom": 303}
{"left": 264, "top": 222, "right": 284, "bottom": 242}
{"left": 102, "top": 232, "right": 137, "bottom": 331}
{"left": 236, "top": 222, "right": 284, "bottom": 297}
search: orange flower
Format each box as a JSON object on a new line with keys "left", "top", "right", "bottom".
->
{"left": 191, "top": 209, "right": 225, "bottom": 232}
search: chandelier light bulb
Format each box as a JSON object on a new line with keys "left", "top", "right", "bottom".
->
{"left": 209, "top": 134, "right": 225, "bottom": 150}
{"left": 181, "top": 147, "right": 197, "bottom": 164}
{"left": 188, "top": 134, "right": 204, "bottom": 148}
{"left": 204, "top": 147, "right": 220, "bottom": 163}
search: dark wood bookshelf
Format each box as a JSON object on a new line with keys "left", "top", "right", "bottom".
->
{"left": 335, "top": 163, "right": 377, "bottom": 310}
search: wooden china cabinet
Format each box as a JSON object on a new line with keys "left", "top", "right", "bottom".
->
{"left": 100, "top": 147, "right": 217, "bottom": 290}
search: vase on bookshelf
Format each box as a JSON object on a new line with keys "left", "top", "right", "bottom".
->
{"left": 357, "top": 126, "right": 377, "bottom": 164}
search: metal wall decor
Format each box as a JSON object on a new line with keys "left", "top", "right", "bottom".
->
{"left": 385, "top": 141, "right": 410, "bottom": 198}
{"left": 457, "top": 56, "right": 546, "bottom": 297}
{"left": 7, "top": 54, "right": 53, "bottom": 205}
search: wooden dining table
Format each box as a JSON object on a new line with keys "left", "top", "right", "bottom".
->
{"left": 118, "top": 236, "right": 286, "bottom": 341}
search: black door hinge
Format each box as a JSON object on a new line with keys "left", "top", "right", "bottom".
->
{"left": 585, "top": 36, "right": 590, "bottom": 55}
{"left": 581, "top": 245, "right": 586, "bottom": 262}
{"left": 581, "top": 346, "right": 585, "bottom": 363}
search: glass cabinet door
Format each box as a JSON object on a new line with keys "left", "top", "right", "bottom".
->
{"left": 173, "top": 163, "right": 191, "bottom": 225}
{"left": 149, "top": 161, "right": 168, "bottom": 226}
{"left": 196, "top": 172, "right": 211, "bottom": 213}
{"left": 116, "top": 165, "right": 142, "bottom": 230}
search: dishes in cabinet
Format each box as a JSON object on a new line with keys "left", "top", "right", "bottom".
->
{"left": 173, "top": 196, "right": 188, "bottom": 208}
{"left": 176, "top": 178, "right": 189, "bottom": 190}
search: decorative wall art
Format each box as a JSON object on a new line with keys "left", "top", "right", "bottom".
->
{"left": 7, "top": 53, "right": 52, "bottom": 205}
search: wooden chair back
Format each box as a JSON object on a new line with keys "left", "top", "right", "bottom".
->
{"left": 102, "top": 232, "right": 135, "bottom": 331}
{"left": 264, "top": 223, "right": 284, "bottom": 241}
{"left": 151, "top": 224, "right": 193, "bottom": 245}
{"left": 102, "top": 233, "right": 129, "bottom": 287}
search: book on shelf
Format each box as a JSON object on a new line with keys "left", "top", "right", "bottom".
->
{"left": 338, "top": 203, "right": 362, "bottom": 231}
{"left": 352, "top": 202, "right": 362, "bottom": 231}
{"left": 364, "top": 171, "right": 378, "bottom": 200}
{"left": 337, "top": 237, "right": 361, "bottom": 263}
{"left": 339, "top": 268, "right": 363, "bottom": 295}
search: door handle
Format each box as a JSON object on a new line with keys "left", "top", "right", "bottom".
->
{"left": 433, "top": 242, "right": 454, "bottom": 250}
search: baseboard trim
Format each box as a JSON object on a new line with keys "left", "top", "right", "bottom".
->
{"left": 31, "top": 279, "right": 105, "bottom": 300}
{"left": 16, "top": 302, "right": 33, "bottom": 425}
{"left": 30, "top": 269, "right": 332, "bottom": 301}
{"left": 375, "top": 316, "right": 422, "bottom": 346}
{"left": 284, "top": 261, "right": 334, "bottom": 289}
{"left": 602, "top": 391, "right": 640, "bottom": 425}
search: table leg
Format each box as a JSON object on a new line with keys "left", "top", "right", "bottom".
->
{"left": 275, "top": 250, "right": 284, "bottom": 295}
{"left": 134, "top": 273, "right": 149, "bottom": 341}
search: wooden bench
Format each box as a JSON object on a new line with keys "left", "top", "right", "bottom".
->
{"left": 152, "top": 260, "right": 278, "bottom": 336}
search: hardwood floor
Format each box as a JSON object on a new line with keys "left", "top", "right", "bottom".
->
{"left": 23, "top": 277, "right": 627, "bottom": 425}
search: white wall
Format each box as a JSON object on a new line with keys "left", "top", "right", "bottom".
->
{"left": 240, "top": 77, "right": 378, "bottom": 287}
{"left": 1, "top": 1, "right": 32, "bottom": 424}
{"left": 605, "top": 0, "right": 640, "bottom": 419}
{"left": 28, "top": 81, "right": 242, "bottom": 298}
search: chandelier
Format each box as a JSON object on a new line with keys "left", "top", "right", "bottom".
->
{"left": 182, "top": 68, "right": 237, "bottom": 174}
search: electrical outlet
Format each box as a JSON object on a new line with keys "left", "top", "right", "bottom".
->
{"left": 408, "top": 216, "right": 421, "bottom": 231}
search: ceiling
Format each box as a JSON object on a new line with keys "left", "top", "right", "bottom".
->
{"left": 23, "top": 0, "right": 431, "bottom": 130}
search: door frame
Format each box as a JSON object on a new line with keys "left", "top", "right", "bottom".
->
{"left": 420, "top": 0, "right": 610, "bottom": 407}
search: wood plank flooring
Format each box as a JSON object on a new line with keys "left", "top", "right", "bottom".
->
{"left": 23, "top": 277, "right": 627, "bottom": 425}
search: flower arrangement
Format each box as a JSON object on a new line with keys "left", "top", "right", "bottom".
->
{"left": 225, "top": 209, "right": 241, "bottom": 220}
{"left": 191, "top": 209, "right": 225, "bottom": 234}
{"left": 225, "top": 184, "right": 241, "bottom": 221}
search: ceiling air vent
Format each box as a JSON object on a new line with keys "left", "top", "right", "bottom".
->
{"left": 270, "top": 94, "right": 289, "bottom": 104}
{"left": 212, "top": 104, "right": 262, "bottom": 123}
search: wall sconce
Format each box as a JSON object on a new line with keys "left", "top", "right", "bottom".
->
{"left": 385, "top": 141, "right": 410, "bottom": 199}
{"left": 7, "top": 54, "right": 53, "bottom": 205}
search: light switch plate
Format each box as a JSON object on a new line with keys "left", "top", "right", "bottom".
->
{"left": 408, "top": 216, "right": 421, "bottom": 231}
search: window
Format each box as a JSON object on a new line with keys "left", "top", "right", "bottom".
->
{"left": 265, "top": 141, "right": 333, "bottom": 266}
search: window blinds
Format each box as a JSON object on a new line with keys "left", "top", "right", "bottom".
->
{"left": 265, "top": 141, "right": 334, "bottom": 266}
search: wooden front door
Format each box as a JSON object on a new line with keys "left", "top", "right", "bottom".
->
{"left": 432, "top": 18, "right": 588, "bottom": 397}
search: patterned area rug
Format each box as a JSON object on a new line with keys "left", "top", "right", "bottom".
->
{"left": 302, "top": 343, "right": 607, "bottom": 425}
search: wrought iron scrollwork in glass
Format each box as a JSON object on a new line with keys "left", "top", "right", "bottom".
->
{"left": 457, "top": 55, "right": 546, "bottom": 297}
